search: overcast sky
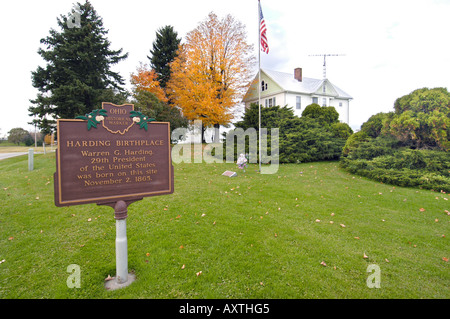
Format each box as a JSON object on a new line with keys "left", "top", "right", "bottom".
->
{"left": 1, "top": 0, "right": 449, "bottom": 136}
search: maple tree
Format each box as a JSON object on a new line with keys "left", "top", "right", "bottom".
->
{"left": 130, "top": 62, "right": 168, "bottom": 103}
{"left": 130, "top": 63, "right": 188, "bottom": 134}
{"left": 167, "top": 12, "right": 255, "bottom": 142}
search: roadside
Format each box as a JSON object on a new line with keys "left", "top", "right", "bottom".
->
{"left": 0, "top": 146, "right": 56, "bottom": 160}
{"left": 0, "top": 145, "right": 56, "bottom": 154}
{"left": 0, "top": 152, "right": 28, "bottom": 160}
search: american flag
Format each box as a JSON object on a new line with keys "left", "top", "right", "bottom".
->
{"left": 259, "top": 1, "right": 269, "bottom": 54}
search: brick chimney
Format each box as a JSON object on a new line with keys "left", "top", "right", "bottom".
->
{"left": 294, "top": 68, "right": 302, "bottom": 82}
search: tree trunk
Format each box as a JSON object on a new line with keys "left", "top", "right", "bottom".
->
{"left": 201, "top": 121, "right": 206, "bottom": 144}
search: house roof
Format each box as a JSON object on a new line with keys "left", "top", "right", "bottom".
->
{"left": 258, "top": 68, "right": 352, "bottom": 100}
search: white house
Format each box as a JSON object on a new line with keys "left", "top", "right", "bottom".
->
{"left": 242, "top": 68, "right": 352, "bottom": 124}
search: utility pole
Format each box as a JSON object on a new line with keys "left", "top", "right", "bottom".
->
{"left": 309, "top": 54, "right": 345, "bottom": 79}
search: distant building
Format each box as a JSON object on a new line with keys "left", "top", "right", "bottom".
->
{"left": 242, "top": 68, "right": 352, "bottom": 124}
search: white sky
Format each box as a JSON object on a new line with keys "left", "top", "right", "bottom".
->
{"left": 1, "top": 0, "right": 449, "bottom": 136}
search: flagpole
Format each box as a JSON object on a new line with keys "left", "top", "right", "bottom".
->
{"left": 258, "top": 0, "right": 262, "bottom": 173}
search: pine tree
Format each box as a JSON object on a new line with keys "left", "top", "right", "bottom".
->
{"left": 147, "top": 25, "right": 181, "bottom": 89}
{"left": 29, "top": 1, "right": 128, "bottom": 134}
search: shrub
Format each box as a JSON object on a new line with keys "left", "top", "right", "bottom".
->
{"left": 340, "top": 147, "right": 450, "bottom": 192}
{"left": 221, "top": 104, "right": 350, "bottom": 164}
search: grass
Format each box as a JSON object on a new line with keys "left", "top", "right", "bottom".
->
{"left": 0, "top": 152, "right": 448, "bottom": 299}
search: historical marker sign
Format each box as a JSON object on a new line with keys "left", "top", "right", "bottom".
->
{"left": 54, "top": 102, "right": 174, "bottom": 207}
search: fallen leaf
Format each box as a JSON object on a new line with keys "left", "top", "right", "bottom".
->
{"left": 181, "top": 264, "right": 185, "bottom": 270}
{"left": 196, "top": 271, "right": 202, "bottom": 276}
{"left": 179, "top": 245, "right": 184, "bottom": 249}
{"left": 443, "top": 257, "right": 449, "bottom": 262}
{"left": 315, "top": 219, "right": 321, "bottom": 223}
{"left": 330, "top": 213, "right": 335, "bottom": 216}
{"left": 87, "top": 218, "right": 92, "bottom": 222}
{"left": 340, "top": 224, "right": 346, "bottom": 228}
{"left": 176, "top": 215, "right": 181, "bottom": 219}
{"left": 363, "top": 253, "right": 368, "bottom": 259}
{"left": 329, "top": 221, "right": 334, "bottom": 224}
{"left": 419, "top": 208, "right": 425, "bottom": 212}
{"left": 105, "top": 275, "right": 113, "bottom": 281}
{"left": 320, "top": 261, "right": 327, "bottom": 267}
{"left": 354, "top": 237, "right": 360, "bottom": 240}
{"left": 8, "top": 237, "right": 13, "bottom": 241}
{"left": 435, "top": 218, "right": 439, "bottom": 223}
{"left": 0, "top": 259, "right": 5, "bottom": 264}
{"left": 35, "top": 196, "right": 39, "bottom": 200}
{"left": 274, "top": 233, "right": 278, "bottom": 237}
{"left": 146, "top": 253, "right": 150, "bottom": 257}
{"left": 201, "top": 213, "right": 206, "bottom": 217}
{"left": 385, "top": 259, "right": 390, "bottom": 263}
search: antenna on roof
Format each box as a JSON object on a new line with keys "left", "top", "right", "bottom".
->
{"left": 308, "top": 54, "right": 345, "bottom": 79}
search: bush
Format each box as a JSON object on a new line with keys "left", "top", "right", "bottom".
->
{"left": 221, "top": 104, "right": 350, "bottom": 164}
{"left": 348, "top": 136, "right": 399, "bottom": 160}
{"left": 340, "top": 147, "right": 450, "bottom": 192}
{"left": 342, "top": 131, "right": 369, "bottom": 157}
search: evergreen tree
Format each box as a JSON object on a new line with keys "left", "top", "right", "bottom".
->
{"left": 29, "top": 1, "right": 128, "bottom": 134}
{"left": 147, "top": 25, "right": 181, "bottom": 89}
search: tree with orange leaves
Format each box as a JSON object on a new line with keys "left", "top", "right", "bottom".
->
{"left": 130, "top": 62, "right": 168, "bottom": 103}
{"left": 167, "top": 12, "right": 256, "bottom": 143}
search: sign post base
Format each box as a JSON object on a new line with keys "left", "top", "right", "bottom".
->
{"left": 105, "top": 273, "right": 136, "bottom": 291}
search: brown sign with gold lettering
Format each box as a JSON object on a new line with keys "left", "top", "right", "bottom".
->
{"left": 54, "top": 102, "right": 174, "bottom": 207}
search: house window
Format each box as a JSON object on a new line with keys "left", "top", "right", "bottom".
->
{"left": 261, "top": 81, "right": 268, "bottom": 92}
{"left": 312, "top": 97, "right": 318, "bottom": 104}
{"left": 339, "top": 102, "right": 343, "bottom": 107}
{"left": 323, "top": 85, "right": 326, "bottom": 93}
{"left": 296, "top": 96, "right": 301, "bottom": 109}
{"left": 322, "top": 98, "right": 327, "bottom": 106}
{"left": 265, "top": 97, "right": 276, "bottom": 107}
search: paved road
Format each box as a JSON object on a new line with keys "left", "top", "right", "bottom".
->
{"left": 0, "top": 152, "right": 28, "bottom": 160}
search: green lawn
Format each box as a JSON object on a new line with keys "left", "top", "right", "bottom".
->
{"left": 0, "top": 153, "right": 448, "bottom": 298}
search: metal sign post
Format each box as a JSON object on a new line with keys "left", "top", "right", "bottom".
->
{"left": 54, "top": 102, "right": 174, "bottom": 291}
{"left": 103, "top": 200, "right": 137, "bottom": 290}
